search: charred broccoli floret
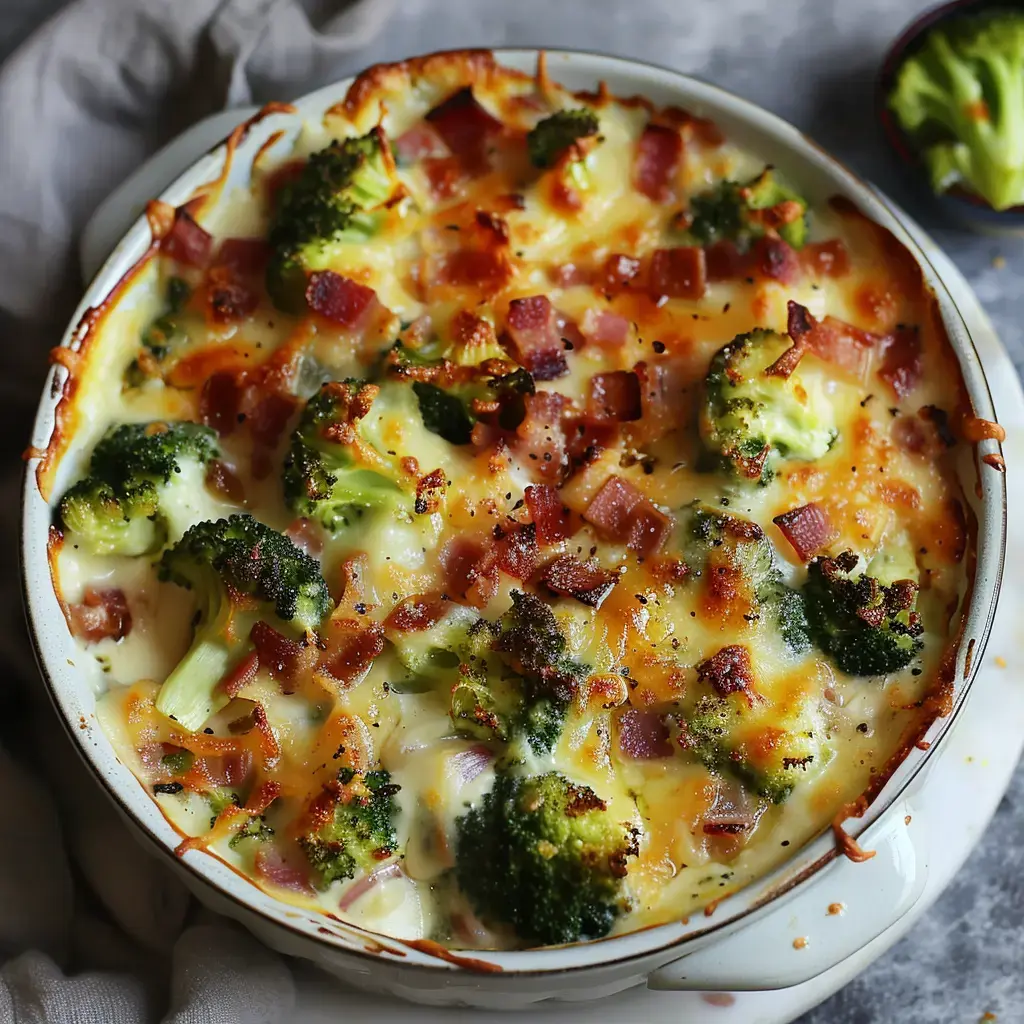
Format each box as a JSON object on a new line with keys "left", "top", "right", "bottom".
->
{"left": 299, "top": 768, "right": 400, "bottom": 889}
{"left": 282, "top": 380, "right": 410, "bottom": 532}
{"left": 699, "top": 329, "right": 837, "bottom": 484}
{"left": 888, "top": 12, "right": 1024, "bottom": 210}
{"left": 266, "top": 129, "right": 399, "bottom": 312}
{"left": 803, "top": 551, "right": 923, "bottom": 676}
{"left": 125, "top": 276, "right": 193, "bottom": 387}
{"left": 57, "top": 421, "right": 218, "bottom": 556}
{"left": 686, "top": 166, "right": 809, "bottom": 249}
{"left": 454, "top": 771, "right": 637, "bottom": 946}
{"left": 156, "top": 514, "right": 332, "bottom": 731}
{"left": 528, "top": 109, "right": 600, "bottom": 169}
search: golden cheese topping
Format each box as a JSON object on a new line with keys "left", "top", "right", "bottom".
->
{"left": 46, "top": 51, "right": 978, "bottom": 951}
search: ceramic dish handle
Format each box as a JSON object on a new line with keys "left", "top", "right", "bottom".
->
{"left": 647, "top": 800, "right": 926, "bottom": 992}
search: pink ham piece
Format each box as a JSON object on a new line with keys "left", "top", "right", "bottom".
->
{"left": 752, "top": 236, "right": 799, "bottom": 285}
{"left": 338, "top": 862, "right": 403, "bottom": 912}
{"left": 393, "top": 123, "right": 449, "bottom": 163}
{"left": 649, "top": 247, "right": 706, "bottom": 301}
{"left": 540, "top": 555, "right": 619, "bottom": 608}
{"left": 449, "top": 745, "right": 494, "bottom": 783}
{"left": 773, "top": 502, "right": 834, "bottom": 561}
{"left": 617, "top": 709, "right": 673, "bottom": 759}
{"left": 68, "top": 587, "right": 131, "bottom": 644}
{"left": 579, "top": 309, "right": 631, "bottom": 349}
{"left": 254, "top": 847, "right": 314, "bottom": 894}
{"left": 524, "top": 484, "right": 573, "bottom": 543}
{"left": 305, "top": 271, "right": 378, "bottom": 327}
{"left": 633, "top": 124, "right": 683, "bottom": 202}
{"left": 586, "top": 371, "right": 642, "bottom": 422}
{"left": 514, "top": 391, "right": 571, "bottom": 483}
{"left": 787, "top": 300, "right": 878, "bottom": 382}
{"left": 598, "top": 253, "right": 641, "bottom": 295}
{"left": 505, "top": 295, "right": 568, "bottom": 380}
{"left": 584, "top": 476, "right": 673, "bottom": 558}
{"left": 213, "top": 237, "right": 270, "bottom": 276}
{"left": 877, "top": 326, "right": 923, "bottom": 398}
{"left": 162, "top": 209, "right": 212, "bottom": 267}
{"left": 425, "top": 87, "right": 503, "bottom": 173}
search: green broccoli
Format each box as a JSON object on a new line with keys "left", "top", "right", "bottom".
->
{"left": 527, "top": 108, "right": 601, "bottom": 197}
{"left": 266, "top": 129, "right": 399, "bottom": 312}
{"left": 686, "top": 167, "right": 809, "bottom": 250}
{"left": 156, "top": 514, "right": 332, "bottom": 731}
{"left": 299, "top": 768, "right": 400, "bottom": 888}
{"left": 58, "top": 421, "right": 219, "bottom": 556}
{"left": 282, "top": 380, "right": 410, "bottom": 532}
{"left": 454, "top": 771, "right": 637, "bottom": 946}
{"left": 125, "top": 276, "right": 193, "bottom": 387}
{"left": 229, "top": 815, "right": 274, "bottom": 849}
{"left": 699, "top": 329, "right": 837, "bottom": 484}
{"left": 803, "top": 551, "right": 923, "bottom": 676}
{"left": 888, "top": 12, "right": 1024, "bottom": 210}
{"left": 684, "top": 503, "right": 811, "bottom": 655}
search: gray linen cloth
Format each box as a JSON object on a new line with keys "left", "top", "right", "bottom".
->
{"left": 0, "top": 1, "right": 393, "bottom": 1020}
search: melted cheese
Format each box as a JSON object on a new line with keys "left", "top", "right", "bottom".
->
{"left": 50, "top": 53, "right": 973, "bottom": 950}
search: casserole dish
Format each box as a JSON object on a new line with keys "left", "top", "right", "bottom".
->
{"left": 21, "top": 49, "right": 1006, "bottom": 1006}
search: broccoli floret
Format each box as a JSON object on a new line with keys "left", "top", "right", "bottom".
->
{"left": 299, "top": 769, "right": 400, "bottom": 888}
{"left": 207, "top": 788, "right": 241, "bottom": 829}
{"left": 156, "top": 514, "right": 332, "bottom": 731}
{"left": 888, "top": 13, "right": 1024, "bottom": 210}
{"left": 282, "top": 380, "right": 410, "bottom": 532}
{"left": 684, "top": 503, "right": 811, "bottom": 654}
{"left": 57, "top": 421, "right": 219, "bottom": 556}
{"left": 527, "top": 108, "right": 601, "bottom": 197}
{"left": 125, "top": 276, "right": 193, "bottom": 386}
{"left": 266, "top": 129, "right": 399, "bottom": 312}
{"left": 686, "top": 167, "right": 809, "bottom": 249}
{"left": 454, "top": 771, "right": 637, "bottom": 946}
{"left": 699, "top": 329, "right": 837, "bottom": 484}
{"left": 803, "top": 551, "right": 923, "bottom": 676}
{"left": 229, "top": 815, "right": 274, "bottom": 849}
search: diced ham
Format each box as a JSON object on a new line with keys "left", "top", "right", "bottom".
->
{"left": 214, "top": 237, "right": 271, "bottom": 276}
{"left": 199, "top": 371, "right": 243, "bottom": 437}
{"left": 525, "top": 484, "right": 572, "bottom": 543}
{"left": 68, "top": 587, "right": 131, "bottom": 644}
{"left": 505, "top": 296, "right": 568, "bottom": 380}
{"left": 617, "top": 708, "right": 673, "bottom": 759}
{"left": 393, "top": 123, "right": 449, "bottom": 163}
{"left": 877, "top": 326, "right": 923, "bottom": 398}
{"left": 440, "top": 537, "right": 499, "bottom": 609}
{"left": 162, "top": 210, "right": 212, "bottom": 268}
{"left": 586, "top": 370, "right": 642, "bottom": 422}
{"left": 633, "top": 124, "right": 683, "bottom": 202}
{"left": 704, "top": 240, "right": 748, "bottom": 282}
{"left": 492, "top": 523, "right": 538, "bottom": 581}
{"left": 250, "top": 621, "right": 318, "bottom": 687}
{"left": 425, "top": 87, "right": 503, "bottom": 173}
{"left": 305, "top": 271, "right": 378, "bottom": 327}
{"left": 433, "top": 249, "right": 510, "bottom": 293}
{"left": 584, "top": 476, "right": 644, "bottom": 538}
{"left": 801, "top": 239, "right": 851, "bottom": 278}
{"left": 598, "top": 253, "right": 641, "bottom": 295}
{"left": 206, "top": 270, "right": 259, "bottom": 324}
{"left": 254, "top": 847, "right": 314, "bottom": 894}
{"left": 625, "top": 501, "right": 673, "bottom": 559}
{"left": 540, "top": 555, "right": 619, "bottom": 608}
{"left": 385, "top": 594, "right": 448, "bottom": 632}
{"left": 752, "top": 236, "right": 799, "bottom": 285}
{"left": 205, "top": 459, "right": 246, "bottom": 504}
{"left": 696, "top": 645, "right": 755, "bottom": 702}
{"left": 514, "top": 391, "right": 571, "bottom": 482}
{"left": 423, "top": 157, "right": 466, "bottom": 200}
{"left": 649, "top": 247, "right": 706, "bottom": 301}
{"left": 631, "top": 360, "right": 673, "bottom": 443}
{"left": 246, "top": 391, "right": 300, "bottom": 479}
{"left": 772, "top": 502, "right": 834, "bottom": 562}
{"left": 579, "top": 309, "right": 631, "bottom": 349}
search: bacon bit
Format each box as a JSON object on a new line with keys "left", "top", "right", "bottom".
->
{"left": 393, "top": 122, "right": 449, "bottom": 163}
{"left": 696, "top": 645, "right": 755, "bottom": 702}
{"left": 199, "top": 371, "right": 243, "bottom": 436}
{"left": 764, "top": 336, "right": 808, "bottom": 379}
{"left": 505, "top": 295, "right": 568, "bottom": 380}
{"left": 204, "top": 459, "right": 246, "bottom": 504}
{"left": 423, "top": 156, "right": 466, "bottom": 200}
{"left": 983, "top": 453, "right": 1006, "bottom": 472}
{"left": 305, "top": 271, "right": 378, "bottom": 326}
{"left": 214, "top": 237, "right": 270, "bottom": 277}
{"left": 206, "top": 270, "right": 260, "bottom": 324}
{"left": 553, "top": 262, "right": 590, "bottom": 287}
{"left": 626, "top": 501, "right": 673, "bottom": 559}
{"left": 524, "top": 483, "right": 572, "bottom": 543}
{"left": 514, "top": 391, "right": 571, "bottom": 483}
{"left": 579, "top": 309, "right": 631, "bottom": 349}
{"left": 251, "top": 621, "right": 318, "bottom": 687}
{"left": 633, "top": 123, "right": 682, "bottom": 202}
{"left": 221, "top": 649, "right": 260, "bottom": 698}
{"left": 598, "top": 253, "right": 641, "bottom": 295}
{"left": 752, "top": 235, "right": 799, "bottom": 284}
{"left": 649, "top": 247, "right": 706, "bottom": 301}
{"left": 877, "top": 326, "right": 922, "bottom": 398}
{"left": 162, "top": 209, "right": 212, "bottom": 267}
{"left": 251, "top": 704, "right": 281, "bottom": 769}
{"left": 415, "top": 467, "right": 447, "bottom": 515}
{"left": 801, "top": 239, "right": 850, "bottom": 278}
{"left": 493, "top": 522, "right": 538, "bottom": 580}
{"left": 540, "top": 555, "right": 618, "bottom": 607}
{"left": 787, "top": 300, "right": 877, "bottom": 381}
{"left": 440, "top": 537, "right": 499, "bottom": 609}
{"left": 247, "top": 391, "right": 300, "bottom": 479}
{"left": 475, "top": 209, "right": 509, "bottom": 244}
{"left": 773, "top": 503, "right": 834, "bottom": 561}
{"left": 961, "top": 414, "right": 1006, "bottom": 443}
{"left": 425, "top": 87, "right": 504, "bottom": 173}
{"left": 433, "top": 248, "right": 511, "bottom": 294}
{"left": 318, "top": 620, "right": 386, "bottom": 686}
{"left": 586, "top": 370, "right": 642, "bottom": 422}
{"left": 68, "top": 587, "right": 131, "bottom": 643}
{"left": 584, "top": 475, "right": 673, "bottom": 557}
{"left": 385, "top": 594, "right": 448, "bottom": 632}
{"left": 617, "top": 708, "right": 672, "bottom": 759}
{"left": 704, "top": 240, "right": 747, "bottom": 281}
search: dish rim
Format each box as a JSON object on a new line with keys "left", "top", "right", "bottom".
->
{"left": 19, "top": 45, "right": 1008, "bottom": 978}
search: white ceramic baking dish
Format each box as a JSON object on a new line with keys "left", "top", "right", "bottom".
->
{"left": 20, "top": 49, "right": 1006, "bottom": 1008}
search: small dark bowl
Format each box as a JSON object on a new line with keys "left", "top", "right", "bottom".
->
{"left": 878, "top": 0, "right": 1024, "bottom": 233}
